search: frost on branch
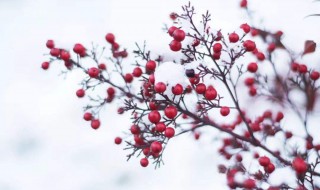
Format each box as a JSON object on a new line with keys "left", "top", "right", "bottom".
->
{"left": 41, "top": 1, "right": 320, "bottom": 189}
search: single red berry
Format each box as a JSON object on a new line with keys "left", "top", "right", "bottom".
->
{"left": 150, "top": 141, "right": 162, "bottom": 153}
{"left": 133, "top": 67, "right": 143, "bottom": 77}
{"left": 298, "top": 64, "right": 308, "bottom": 74}
{"left": 168, "top": 26, "right": 178, "bottom": 36}
{"left": 220, "top": 106, "right": 230, "bottom": 116}
{"left": 165, "top": 127, "right": 175, "bottom": 138}
{"left": 88, "top": 67, "right": 100, "bottom": 78}
{"left": 195, "top": 83, "right": 206, "bottom": 94}
{"left": 192, "top": 39, "right": 200, "bottom": 47}
{"left": 310, "top": 71, "right": 320, "bottom": 80}
{"left": 229, "top": 32, "right": 239, "bottom": 43}
{"left": 240, "top": 23, "right": 251, "bottom": 33}
{"left": 205, "top": 86, "right": 217, "bottom": 100}
{"left": 169, "top": 12, "right": 177, "bottom": 20}
{"left": 236, "top": 154, "right": 243, "bottom": 162}
{"left": 50, "top": 48, "right": 60, "bottom": 57}
{"left": 173, "top": 29, "right": 186, "bottom": 42}
{"left": 83, "top": 112, "right": 92, "bottom": 121}
{"left": 172, "top": 84, "right": 184, "bottom": 95}
{"left": 240, "top": 0, "right": 247, "bottom": 8}
{"left": 291, "top": 62, "right": 300, "bottom": 72}
{"left": 259, "top": 156, "right": 270, "bottom": 167}
{"left": 91, "top": 119, "right": 100, "bottom": 129}
{"left": 105, "top": 33, "right": 115, "bottom": 44}
{"left": 107, "top": 87, "right": 115, "bottom": 97}
{"left": 243, "top": 40, "right": 256, "bottom": 52}
{"left": 46, "top": 40, "right": 55, "bottom": 49}
{"left": 41, "top": 62, "right": 49, "bottom": 70}
{"left": 146, "top": 60, "right": 156, "bottom": 72}
{"left": 256, "top": 52, "right": 265, "bottom": 61}
{"left": 213, "top": 43, "right": 222, "bottom": 53}
{"left": 73, "top": 43, "right": 86, "bottom": 55}
{"left": 247, "top": 62, "right": 258, "bottom": 73}
{"left": 213, "top": 52, "right": 221, "bottom": 60}
{"left": 268, "top": 43, "right": 276, "bottom": 52}
{"left": 149, "top": 101, "right": 158, "bottom": 110}
{"left": 60, "top": 50, "right": 70, "bottom": 61}
{"left": 249, "top": 86, "right": 257, "bottom": 96}
{"left": 76, "top": 89, "right": 85, "bottom": 98}
{"left": 124, "top": 73, "right": 133, "bottom": 83}
{"left": 245, "top": 77, "right": 255, "bottom": 86}
{"left": 285, "top": 131, "right": 293, "bottom": 139}
{"left": 155, "top": 122, "right": 166, "bottom": 133}
{"left": 169, "top": 40, "right": 182, "bottom": 51}
{"left": 164, "top": 105, "right": 178, "bottom": 119}
{"left": 194, "top": 132, "right": 200, "bottom": 140}
{"left": 189, "top": 74, "right": 200, "bottom": 85}
{"left": 154, "top": 82, "right": 167, "bottom": 93}
{"left": 263, "top": 110, "right": 272, "bottom": 118}
{"left": 130, "top": 125, "right": 140, "bottom": 134}
{"left": 140, "top": 158, "right": 149, "bottom": 167}
{"left": 149, "top": 74, "right": 155, "bottom": 84}
{"left": 114, "top": 137, "right": 122, "bottom": 145}
{"left": 251, "top": 28, "right": 259, "bottom": 36}
{"left": 143, "top": 148, "right": 150, "bottom": 156}
{"left": 265, "top": 163, "right": 275, "bottom": 173}
{"left": 243, "top": 179, "right": 256, "bottom": 189}
{"left": 98, "top": 63, "right": 106, "bottom": 70}
{"left": 112, "top": 42, "right": 120, "bottom": 50}
{"left": 148, "top": 110, "right": 161, "bottom": 124}
{"left": 275, "top": 111, "right": 284, "bottom": 122}
{"left": 292, "top": 157, "right": 308, "bottom": 174}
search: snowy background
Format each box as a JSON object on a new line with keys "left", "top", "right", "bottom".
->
{"left": 0, "top": 0, "right": 320, "bottom": 189}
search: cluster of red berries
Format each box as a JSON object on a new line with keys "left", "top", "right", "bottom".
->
{"left": 291, "top": 62, "right": 320, "bottom": 80}
{"left": 168, "top": 26, "right": 186, "bottom": 51}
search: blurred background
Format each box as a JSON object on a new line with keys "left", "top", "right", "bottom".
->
{"left": 0, "top": 0, "right": 319, "bottom": 189}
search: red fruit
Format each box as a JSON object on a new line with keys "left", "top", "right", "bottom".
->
{"left": 240, "top": 23, "right": 251, "bottom": 33}
{"left": 310, "top": 71, "right": 320, "bottom": 80}
{"left": 249, "top": 86, "right": 257, "bottom": 96}
{"left": 229, "top": 32, "right": 239, "bottom": 43}
{"left": 243, "top": 40, "right": 256, "bottom": 52}
{"left": 256, "top": 52, "right": 265, "bottom": 61}
{"left": 247, "top": 62, "right": 258, "bottom": 73}
{"left": 154, "top": 82, "right": 167, "bottom": 93}
{"left": 259, "top": 156, "right": 270, "bottom": 167}
{"left": 133, "top": 67, "right": 143, "bottom": 77}
{"left": 268, "top": 43, "right": 276, "bottom": 52}
{"left": 149, "top": 74, "right": 155, "bottom": 84}
{"left": 41, "top": 62, "right": 49, "bottom": 70}
{"left": 291, "top": 62, "right": 300, "bottom": 72}
{"left": 60, "top": 50, "right": 70, "bottom": 61}
{"left": 205, "top": 86, "right": 217, "bottom": 100}
{"left": 285, "top": 131, "right": 293, "bottom": 139}
{"left": 143, "top": 148, "right": 150, "bottom": 156}
{"left": 46, "top": 40, "right": 55, "bottom": 49}
{"left": 169, "top": 12, "right": 177, "bottom": 20}
{"left": 98, "top": 63, "right": 106, "bottom": 70}
{"left": 148, "top": 110, "right": 161, "bottom": 124}
{"left": 173, "top": 29, "right": 186, "bottom": 42}
{"left": 292, "top": 157, "right": 308, "bottom": 174}
{"left": 114, "top": 137, "right": 122, "bottom": 145}
{"left": 299, "top": 64, "right": 308, "bottom": 74}
{"left": 130, "top": 125, "right": 140, "bottom": 134}
{"left": 165, "top": 127, "right": 175, "bottom": 138}
{"left": 168, "top": 26, "right": 178, "bottom": 37}
{"left": 265, "top": 163, "right": 275, "bottom": 173}
{"left": 91, "top": 119, "right": 100, "bottom": 129}
{"left": 105, "top": 33, "right": 115, "bottom": 44}
{"left": 169, "top": 40, "right": 182, "bottom": 51}
{"left": 149, "top": 101, "right": 158, "bottom": 110}
{"left": 76, "top": 89, "right": 85, "bottom": 98}
{"left": 172, "top": 84, "right": 183, "bottom": 95}
{"left": 220, "top": 106, "right": 230, "bottom": 116}
{"left": 140, "top": 158, "right": 149, "bottom": 167}
{"left": 73, "top": 43, "right": 86, "bottom": 54}
{"left": 83, "top": 112, "right": 92, "bottom": 121}
{"left": 146, "top": 60, "right": 156, "bottom": 72}
{"left": 194, "top": 132, "right": 200, "bottom": 140}
{"left": 124, "top": 73, "right": 133, "bottom": 83}
{"left": 150, "top": 141, "right": 162, "bottom": 153}
{"left": 112, "top": 43, "right": 120, "bottom": 50}
{"left": 164, "top": 105, "right": 178, "bottom": 119}
{"left": 213, "top": 52, "right": 221, "bottom": 60}
{"left": 88, "top": 67, "right": 100, "bottom": 78}
{"left": 107, "top": 87, "right": 115, "bottom": 97}
{"left": 240, "top": 0, "right": 247, "bottom": 8}
{"left": 195, "top": 83, "right": 206, "bottom": 94}
{"left": 50, "top": 48, "right": 60, "bottom": 57}
{"left": 213, "top": 43, "right": 222, "bottom": 53}
{"left": 245, "top": 77, "right": 255, "bottom": 86}
{"left": 275, "top": 111, "right": 284, "bottom": 122}
{"left": 155, "top": 122, "right": 166, "bottom": 132}
{"left": 251, "top": 28, "right": 259, "bottom": 36}
{"left": 192, "top": 39, "right": 200, "bottom": 47}
{"left": 236, "top": 154, "right": 243, "bottom": 162}
{"left": 263, "top": 110, "right": 272, "bottom": 118}
{"left": 243, "top": 179, "right": 256, "bottom": 189}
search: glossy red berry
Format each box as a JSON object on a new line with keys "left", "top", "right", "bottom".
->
{"left": 148, "top": 110, "right": 161, "bottom": 124}
{"left": 265, "top": 163, "right": 275, "bottom": 173}
{"left": 291, "top": 62, "right": 300, "bottom": 72}
{"left": 150, "top": 141, "right": 162, "bottom": 153}
{"left": 245, "top": 77, "right": 255, "bottom": 86}
{"left": 268, "top": 43, "right": 276, "bottom": 52}
{"left": 124, "top": 73, "right": 133, "bottom": 83}
{"left": 146, "top": 60, "right": 156, "bottom": 72}
{"left": 60, "top": 50, "right": 70, "bottom": 61}
{"left": 195, "top": 83, "right": 206, "bottom": 94}
{"left": 256, "top": 52, "right": 265, "bottom": 61}
{"left": 275, "top": 111, "right": 284, "bottom": 122}
{"left": 98, "top": 63, "right": 106, "bottom": 70}
{"left": 220, "top": 106, "right": 230, "bottom": 116}
{"left": 310, "top": 71, "right": 320, "bottom": 80}
{"left": 243, "top": 179, "right": 256, "bottom": 189}
{"left": 133, "top": 67, "right": 143, "bottom": 77}
{"left": 76, "top": 89, "right": 85, "bottom": 98}
{"left": 105, "top": 33, "right": 115, "bottom": 44}
{"left": 112, "top": 42, "right": 119, "bottom": 50}
{"left": 140, "top": 158, "right": 149, "bottom": 167}
{"left": 172, "top": 84, "right": 183, "bottom": 95}
{"left": 41, "top": 62, "right": 49, "bottom": 70}
{"left": 299, "top": 64, "right": 308, "bottom": 74}
{"left": 114, "top": 137, "right": 122, "bottom": 145}
{"left": 46, "top": 40, "right": 55, "bottom": 49}
{"left": 154, "top": 82, "right": 167, "bottom": 93}
{"left": 149, "top": 101, "right": 158, "bottom": 110}
{"left": 247, "top": 62, "right": 258, "bottom": 73}
{"left": 165, "top": 127, "right": 175, "bottom": 138}
{"left": 205, "top": 86, "right": 217, "bottom": 100}
{"left": 240, "top": 0, "right": 247, "bottom": 8}
{"left": 155, "top": 122, "right": 166, "bottom": 132}
{"left": 168, "top": 26, "right": 178, "bottom": 36}
{"left": 243, "top": 40, "right": 256, "bottom": 52}
{"left": 88, "top": 67, "right": 100, "bottom": 78}
{"left": 192, "top": 39, "right": 200, "bottom": 47}
{"left": 251, "top": 28, "right": 259, "bottom": 36}
{"left": 249, "top": 86, "right": 257, "bottom": 96}
{"left": 213, "top": 52, "right": 221, "bottom": 60}
{"left": 259, "top": 156, "right": 270, "bottom": 167}
{"left": 213, "top": 43, "right": 222, "bottom": 53}
{"left": 83, "top": 112, "right": 92, "bottom": 121}
{"left": 107, "top": 87, "right": 115, "bottom": 97}
{"left": 240, "top": 23, "right": 251, "bottom": 33}
{"left": 229, "top": 32, "right": 239, "bottom": 43}
{"left": 169, "top": 40, "right": 182, "bottom": 51}
{"left": 149, "top": 74, "right": 155, "bottom": 84}
{"left": 292, "top": 157, "right": 308, "bottom": 174}
{"left": 50, "top": 48, "right": 60, "bottom": 57}
{"left": 173, "top": 29, "right": 186, "bottom": 42}
{"left": 130, "top": 125, "right": 140, "bottom": 134}
{"left": 164, "top": 105, "right": 178, "bottom": 119}
{"left": 73, "top": 43, "right": 86, "bottom": 55}
{"left": 91, "top": 119, "right": 100, "bottom": 129}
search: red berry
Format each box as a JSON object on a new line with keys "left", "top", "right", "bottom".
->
{"left": 220, "top": 106, "right": 230, "bottom": 116}
{"left": 256, "top": 52, "right": 265, "bottom": 61}
{"left": 148, "top": 110, "right": 161, "bottom": 124}
{"left": 76, "top": 89, "right": 85, "bottom": 98}
{"left": 155, "top": 122, "right": 166, "bottom": 132}
{"left": 169, "top": 40, "right": 182, "bottom": 51}
{"left": 251, "top": 29, "right": 259, "bottom": 36}
{"left": 245, "top": 77, "right": 255, "bottom": 86}
{"left": 192, "top": 39, "right": 200, "bottom": 47}
{"left": 243, "top": 179, "right": 256, "bottom": 189}
{"left": 149, "top": 74, "right": 155, "bottom": 84}
{"left": 299, "top": 64, "right": 308, "bottom": 74}
{"left": 124, "top": 73, "right": 133, "bottom": 83}
{"left": 265, "top": 163, "right": 275, "bottom": 173}
{"left": 259, "top": 156, "right": 270, "bottom": 167}
{"left": 263, "top": 110, "right": 272, "bottom": 118}
{"left": 105, "top": 33, "right": 115, "bottom": 44}
{"left": 310, "top": 71, "right": 320, "bottom": 80}
{"left": 213, "top": 52, "right": 221, "bottom": 60}
{"left": 98, "top": 63, "right": 106, "bottom": 70}
{"left": 205, "top": 86, "right": 217, "bottom": 100}
{"left": 133, "top": 67, "right": 143, "bottom": 77}
{"left": 169, "top": 12, "right": 177, "bottom": 20}
{"left": 164, "top": 105, "right": 178, "bottom": 119}
{"left": 243, "top": 40, "right": 256, "bottom": 52}
{"left": 240, "top": 0, "right": 247, "bottom": 8}
{"left": 247, "top": 62, "right": 258, "bottom": 73}
{"left": 165, "top": 127, "right": 175, "bottom": 138}
{"left": 146, "top": 60, "right": 156, "bottom": 72}
{"left": 168, "top": 26, "right": 178, "bottom": 37}
{"left": 50, "top": 48, "right": 60, "bottom": 57}
{"left": 91, "top": 119, "right": 100, "bottom": 129}
{"left": 240, "top": 23, "right": 251, "bottom": 33}
{"left": 143, "top": 148, "right": 150, "bottom": 156}
{"left": 268, "top": 43, "right": 276, "bottom": 52}
{"left": 73, "top": 43, "right": 86, "bottom": 55}
{"left": 88, "top": 67, "right": 100, "bottom": 78}
{"left": 150, "top": 141, "right": 162, "bottom": 153}
{"left": 154, "top": 82, "right": 167, "bottom": 93}
{"left": 140, "top": 158, "right": 149, "bottom": 167}
{"left": 172, "top": 84, "right": 183, "bottom": 95}
{"left": 173, "top": 29, "right": 186, "bottom": 42}
{"left": 60, "top": 50, "right": 70, "bottom": 61}
{"left": 195, "top": 83, "right": 206, "bottom": 94}
{"left": 112, "top": 42, "right": 119, "bottom": 50}
{"left": 41, "top": 62, "right": 49, "bottom": 70}
{"left": 229, "top": 32, "right": 239, "bottom": 43}
{"left": 236, "top": 154, "right": 243, "bottom": 162}
{"left": 46, "top": 40, "right": 55, "bottom": 49}
{"left": 149, "top": 101, "right": 158, "bottom": 110}
{"left": 275, "top": 111, "right": 284, "bottom": 122}
{"left": 83, "top": 112, "right": 92, "bottom": 121}
{"left": 291, "top": 62, "right": 300, "bottom": 72}
{"left": 292, "top": 157, "right": 308, "bottom": 174}
{"left": 213, "top": 43, "right": 222, "bottom": 53}
{"left": 285, "top": 131, "right": 293, "bottom": 139}
{"left": 107, "top": 87, "right": 115, "bottom": 97}
{"left": 249, "top": 86, "right": 257, "bottom": 96}
{"left": 130, "top": 125, "right": 140, "bottom": 134}
{"left": 114, "top": 137, "right": 122, "bottom": 145}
